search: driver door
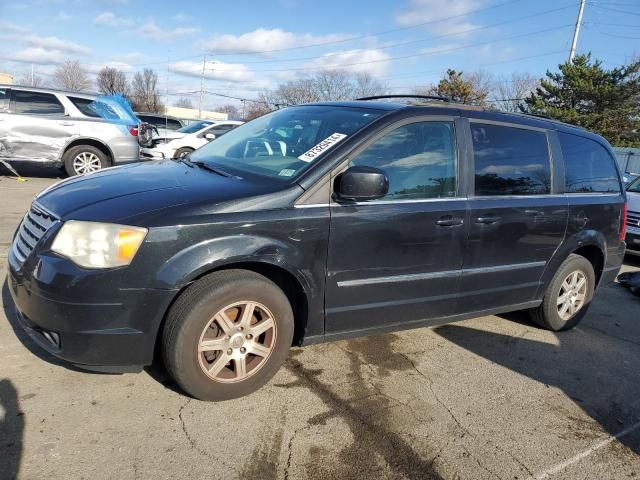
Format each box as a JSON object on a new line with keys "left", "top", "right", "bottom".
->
{"left": 325, "top": 118, "right": 469, "bottom": 335}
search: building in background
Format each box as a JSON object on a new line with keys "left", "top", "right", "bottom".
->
{"left": 0, "top": 73, "right": 14, "bottom": 84}
{"left": 165, "top": 106, "right": 227, "bottom": 124}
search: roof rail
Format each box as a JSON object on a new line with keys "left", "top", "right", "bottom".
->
{"left": 356, "top": 94, "right": 450, "bottom": 103}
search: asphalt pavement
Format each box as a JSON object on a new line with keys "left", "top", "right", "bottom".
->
{"left": 1, "top": 168, "right": 639, "bottom": 480}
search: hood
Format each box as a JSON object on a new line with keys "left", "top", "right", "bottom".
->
{"left": 35, "top": 160, "right": 282, "bottom": 224}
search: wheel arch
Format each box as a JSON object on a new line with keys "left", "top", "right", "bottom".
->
{"left": 62, "top": 138, "right": 114, "bottom": 163}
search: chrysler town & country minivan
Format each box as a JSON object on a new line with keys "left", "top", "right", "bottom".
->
{"left": 8, "top": 97, "right": 627, "bottom": 400}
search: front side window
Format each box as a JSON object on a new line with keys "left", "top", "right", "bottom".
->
{"left": 13, "top": 90, "right": 64, "bottom": 115}
{"left": 349, "top": 121, "right": 457, "bottom": 200}
{"left": 559, "top": 132, "right": 620, "bottom": 193}
{"left": 189, "top": 106, "right": 382, "bottom": 181}
{"left": 472, "top": 123, "right": 551, "bottom": 196}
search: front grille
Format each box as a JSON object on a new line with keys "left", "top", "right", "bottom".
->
{"left": 12, "top": 203, "right": 58, "bottom": 263}
{"left": 627, "top": 210, "right": 640, "bottom": 228}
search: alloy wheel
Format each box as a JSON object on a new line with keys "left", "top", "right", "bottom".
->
{"left": 197, "top": 301, "right": 277, "bottom": 383}
{"left": 73, "top": 152, "right": 102, "bottom": 175}
{"left": 557, "top": 270, "right": 587, "bottom": 320}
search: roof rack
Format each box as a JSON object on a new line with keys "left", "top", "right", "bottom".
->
{"left": 356, "top": 94, "right": 450, "bottom": 103}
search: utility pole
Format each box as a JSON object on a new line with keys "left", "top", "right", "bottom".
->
{"left": 569, "top": 0, "right": 586, "bottom": 64}
{"left": 198, "top": 54, "right": 206, "bottom": 118}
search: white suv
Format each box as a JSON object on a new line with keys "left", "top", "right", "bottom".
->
{"left": 142, "top": 120, "right": 244, "bottom": 159}
{"left": 0, "top": 85, "right": 142, "bottom": 176}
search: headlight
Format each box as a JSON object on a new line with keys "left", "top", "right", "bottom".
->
{"left": 51, "top": 221, "right": 147, "bottom": 268}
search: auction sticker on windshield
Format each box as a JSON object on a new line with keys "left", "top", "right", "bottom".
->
{"left": 298, "top": 133, "right": 347, "bottom": 162}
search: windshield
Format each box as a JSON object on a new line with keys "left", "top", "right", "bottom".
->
{"left": 179, "top": 121, "right": 215, "bottom": 134}
{"left": 628, "top": 175, "right": 640, "bottom": 193}
{"left": 189, "top": 105, "right": 383, "bottom": 181}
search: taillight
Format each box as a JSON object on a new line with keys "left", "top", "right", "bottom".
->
{"left": 129, "top": 125, "right": 138, "bottom": 136}
{"left": 620, "top": 201, "right": 628, "bottom": 241}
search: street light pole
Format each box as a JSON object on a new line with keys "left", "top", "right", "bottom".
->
{"left": 198, "top": 54, "right": 206, "bottom": 118}
{"left": 569, "top": 0, "right": 586, "bottom": 64}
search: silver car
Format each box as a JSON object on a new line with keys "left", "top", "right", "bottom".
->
{"left": 0, "top": 85, "right": 142, "bottom": 176}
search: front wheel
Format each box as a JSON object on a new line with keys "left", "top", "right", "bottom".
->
{"left": 173, "top": 147, "right": 194, "bottom": 159}
{"left": 161, "top": 270, "right": 294, "bottom": 401}
{"left": 529, "top": 254, "right": 595, "bottom": 331}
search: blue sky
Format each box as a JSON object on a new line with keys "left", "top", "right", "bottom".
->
{"left": 0, "top": 0, "right": 638, "bottom": 109}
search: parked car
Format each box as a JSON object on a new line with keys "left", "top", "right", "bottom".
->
{"left": 0, "top": 85, "right": 143, "bottom": 176}
{"left": 135, "top": 112, "right": 184, "bottom": 137}
{"left": 8, "top": 97, "right": 627, "bottom": 401}
{"left": 625, "top": 176, "right": 640, "bottom": 255}
{"left": 141, "top": 120, "right": 243, "bottom": 159}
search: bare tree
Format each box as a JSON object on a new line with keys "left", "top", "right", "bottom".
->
{"left": 17, "top": 74, "right": 47, "bottom": 87}
{"left": 312, "top": 70, "right": 354, "bottom": 101}
{"left": 53, "top": 60, "right": 91, "bottom": 92}
{"left": 218, "top": 103, "right": 240, "bottom": 119}
{"left": 131, "top": 69, "right": 163, "bottom": 112}
{"left": 174, "top": 97, "right": 194, "bottom": 109}
{"left": 244, "top": 98, "right": 273, "bottom": 121}
{"left": 352, "top": 72, "right": 390, "bottom": 98}
{"left": 96, "top": 67, "right": 129, "bottom": 96}
{"left": 493, "top": 73, "right": 539, "bottom": 112}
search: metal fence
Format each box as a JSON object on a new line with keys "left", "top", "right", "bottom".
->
{"left": 613, "top": 147, "right": 640, "bottom": 174}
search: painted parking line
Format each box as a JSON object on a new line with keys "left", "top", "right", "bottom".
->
{"left": 533, "top": 420, "right": 640, "bottom": 479}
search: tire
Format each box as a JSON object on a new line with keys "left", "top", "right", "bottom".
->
{"left": 63, "top": 145, "right": 111, "bottom": 176}
{"left": 529, "top": 254, "right": 595, "bottom": 331}
{"left": 173, "top": 147, "right": 194, "bottom": 159}
{"left": 162, "top": 269, "right": 294, "bottom": 401}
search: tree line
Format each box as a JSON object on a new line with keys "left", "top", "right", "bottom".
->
{"left": 16, "top": 53, "right": 640, "bottom": 147}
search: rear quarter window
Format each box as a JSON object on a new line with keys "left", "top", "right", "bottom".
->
{"left": 559, "top": 132, "right": 620, "bottom": 193}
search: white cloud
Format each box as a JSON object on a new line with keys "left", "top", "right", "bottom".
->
{"left": 86, "top": 61, "right": 133, "bottom": 74}
{"left": 138, "top": 21, "right": 199, "bottom": 41}
{"left": 0, "top": 21, "right": 30, "bottom": 34}
{"left": 202, "top": 28, "right": 349, "bottom": 55}
{"left": 94, "top": 12, "right": 134, "bottom": 28}
{"left": 396, "top": 0, "right": 482, "bottom": 36}
{"left": 304, "top": 49, "right": 391, "bottom": 76}
{"left": 24, "top": 34, "right": 90, "bottom": 55}
{"left": 0, "top": 47, "right": 66, "bottom": 65}
{"left": 169, "top": 60, "right": 255, "bottom": 83}
{"left": 118, "top": 52, "right": 144, "bottom": 62}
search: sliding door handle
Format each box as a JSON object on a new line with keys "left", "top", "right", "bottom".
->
{"left": 476, "top": 216, "right": 500, "bottom": 224}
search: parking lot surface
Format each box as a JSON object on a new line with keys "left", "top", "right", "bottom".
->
{"left": 1, "top": 170, "right": 639, "bottom": 480}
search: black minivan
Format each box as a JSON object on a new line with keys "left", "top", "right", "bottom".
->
{"left": 8, "top": 97, "right": 627, "bottom": 401}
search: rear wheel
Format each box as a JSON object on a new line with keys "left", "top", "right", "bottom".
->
{"left": 173, "top": 147, "right": 194, "bottom": 159}
{"left": 63, "top": 145, "right": 110, "bottom": 176}
{"left": 161, "top": 270, "right": 294, "bottom": 401}
{"left": 529, "top": 254, "right": 595, "bottom": 331}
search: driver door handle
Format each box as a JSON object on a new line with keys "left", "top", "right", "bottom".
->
{"left": 436, "top": 215, "right": 464, "bottom": 227}
{"left": 476, "top": 216, "right": 501, "bottom": 224}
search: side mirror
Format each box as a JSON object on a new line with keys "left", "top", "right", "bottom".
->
{"left": 334, "top": 165, "right": 389, "bottom": 202}
{"left": 205, "top": 133, "right": 216, "bottom": 141}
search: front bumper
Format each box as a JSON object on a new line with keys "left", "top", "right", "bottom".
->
{"left": 625, "top": 229, "right": 640, "bottom": 256}
{"left": 7, "top": 248, "right": 178, "bottom": 371}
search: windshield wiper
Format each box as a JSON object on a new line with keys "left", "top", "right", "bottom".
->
{"left": 189, "top": 159, "right": 238, "bottom": 178}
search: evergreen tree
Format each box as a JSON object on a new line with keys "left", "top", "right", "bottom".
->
{"left": 524, "top": 54, "right": 640, "bottom": 147}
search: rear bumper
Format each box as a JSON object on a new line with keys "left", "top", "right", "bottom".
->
{"left": 7, "top": 251, "right": 178, "bottom": 371}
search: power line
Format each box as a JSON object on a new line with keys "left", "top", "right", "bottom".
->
{"left": 589, "top": 4, "right": 640, "bottom": 16}
{"left": 214, "top": 5, "right": 576, "bottom": 66}
{"left": 196, "top": 24, "right": 574, "bottom": 74}
{"left": 128, "top": 0, "right": 528, "bottom": 67}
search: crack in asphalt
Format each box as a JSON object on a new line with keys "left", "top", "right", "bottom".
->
{"left": 400, "top": 352, "right": 534, "bottom": 479}
{"left": 283, "top": 424, "right": 313, "bottom": 480}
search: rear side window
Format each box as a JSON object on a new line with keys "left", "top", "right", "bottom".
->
{"left": 13, "top": 90, "right": 64, "bottom": 115}
{"left": 559, "top": 132, "right": 620, "bottom": 193}
{"left": 472, "top": 123, "right": 551, "bottom": 196}
{"left": 166, "top": 118, "right": 182, "bottom": 130}
{"left": 350, "top": 121, "right": 457, "bottom": 200}
{"left": 68, "top": 97, "right": 100, "bottom": 117}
